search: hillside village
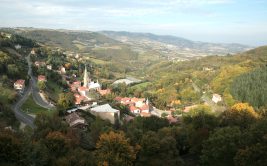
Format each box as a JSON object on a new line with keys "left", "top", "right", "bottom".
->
{"left": 1, "top": 29, "right": 266, "bottom": 166}
{"left": 10, "top": 41, "right": 227, "bottom": 129}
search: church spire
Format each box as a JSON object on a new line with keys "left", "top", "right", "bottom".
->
{"left": 83, "top": 65, "right": 89, "bottom": 87}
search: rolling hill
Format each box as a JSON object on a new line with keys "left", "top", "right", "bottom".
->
{"left": 101, "top": 31, "right": 252, "bottom": 59}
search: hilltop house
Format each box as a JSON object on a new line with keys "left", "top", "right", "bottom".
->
{"left": 74, "top": 93, "right": 85, "bottom": 105}
{"left": 46, "top": 65, "right": 52, "bottom": 70}
{"left": 15, "top": 44, "right": 21, "bottom": 50}
{"left": 60, "top": 66, "right": 66, "bottom": 74}
{"left": 30, "top": 49, "right": 36, "bottom": 55}
{"left": 212, "top": 94, "right": 222, "bottom": 103}
{"left": 98, "top": 89, "right": 111, "bottom": 96}
{"left": 34, "top": 61, "right": 46, "bottom": 68}
{"left": 14, "top": 79, "right": 25, "bottom": 92}
{"left": 38, "top": 75, "right": 47, "bottom": 82}
{"left": 65, "top": 112, "right": 87, "bottom": 128}
{"left": 91, "top": 104, "right": 120, "bottom": 124}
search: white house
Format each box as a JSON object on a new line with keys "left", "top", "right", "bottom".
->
{"left": 212, "top": 94, "right": 222, "bottom": 103}
{"left": 88, "top": 81, "right": 101, "bottom": 90}
{"left": 46, "top": 65, "right": 52, "bottom": 70}
{"left": 91, "top": 104, "right": 120, "bottom": 124}
{"left": 15, "top": 44, "right": 21, "bottom": 50}
{"left": 60, "top": 66, "right": 66, "bottom": 74}
{"left": 30, "top": 49, "right": 36, "bottom": 55}
{"left": 14, "top": 79, "right": 25, "bottom": 91}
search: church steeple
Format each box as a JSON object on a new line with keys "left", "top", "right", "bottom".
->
{"left": 83, "top": 65, "right": 89, "bottom": 87}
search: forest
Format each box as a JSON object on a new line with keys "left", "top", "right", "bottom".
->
{"left": 1, "top": 102, "right": 267, "bottom": 166}
{"left": 231, "top": 66, "right": 267, "bottom": 108}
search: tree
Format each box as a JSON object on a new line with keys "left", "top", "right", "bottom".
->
{"left": 200, "top": 127, "right": 242, "bottom": 166}
{"left": 136, "top": 131, "right": 183, "bottom": 166}
{"left": 7, "top": 64, "right": 19, "bottom": 78}
{"left": 90, "top": 117, "right": 112, "bottom": 146}
{"left": 43, "top": 131, "right": 70, "bottom": 158}
{"left": 0, "top": 129, "right": 25, "bottom": 165}
{"left": 95, "top": 131, "right": 138, "bottom": 166}
{"left": 234, "top": 118, "right": 267, "bottom": 165}
{"left": 37, "top": 81, "right": 46, "bottom": 91}
{"left": 57, "top": 92, "right": 75, "bottom": 111}
{"left": 34, "top": 113, "right": 67, "bottom": 140}
{"left": 221, "top": 103, "right": 259, "bottom": 129}
{"left": 183, "top": 105, "right": 218, "bottom": 130}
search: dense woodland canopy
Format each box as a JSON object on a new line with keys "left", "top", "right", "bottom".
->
{"left": 231, "top": 66, "right": 267, "bottom": 108}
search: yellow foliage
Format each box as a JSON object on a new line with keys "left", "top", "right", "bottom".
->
{"left": 157, "top": 88, "right": 165, "bottom": 93}
{"left": 171, "top": 100, "right": 181, "bottom": 106}
{"left": 96, "top": 131, "right": 138, "bottom": 166}
{"left": 230, "top": 103, "right": 258, "bottom": 118}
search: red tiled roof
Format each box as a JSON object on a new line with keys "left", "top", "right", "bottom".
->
{"left": 129, "top": 105, "right": 139, "bottom": 112}
{"left": 98, "top": 89, "right": 111, "bottom": 96}
{"left": 114, "top": 97, "right": 122, "bottom": 101}
{"left": 140, "top": 112, "right": 151, "bottom": 117}
{"left": 123, "top": 101, "right": 135, "bottom": 106}
{"left": 38, "top": 75, "right": 46, "bottom": 81}
{"left": 14, "top": 79, "right": 25, "bottom": 85}
{"left": 73, "top": 81, "right": 81, "bottom": 86}
{"left": 140, "top": 104, "right": 149, "bottom": 111}
{"left": 131, "top": 97, "right": 145, "bottom": 102}
{"left": 167, "top": 115, "right": 178, "bottom": 124}
{"left": 121, "top": 97, "right": 131, "bottom": 102}
{"left": 78, "top": 86, "right": 89, "bottom": 91}
{"left": 74, "top": 94, "right": 85, "bottom": 105}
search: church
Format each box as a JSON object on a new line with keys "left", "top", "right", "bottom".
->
{"left": 83, "top": 65, "right": 101, "bottom": 91}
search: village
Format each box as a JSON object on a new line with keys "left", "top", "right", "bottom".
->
{"left": 12, "top": 47, "right": 224, "bottom": 129}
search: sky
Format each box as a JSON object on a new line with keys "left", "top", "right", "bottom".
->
{"left": 0, "top": 0, "right": 266, "bottom": 46}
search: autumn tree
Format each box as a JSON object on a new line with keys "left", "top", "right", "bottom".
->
{"left": 0, "top": 129, "right": 25, "bottom": 165}
{"left": 43, "top": 131, "right": 70, "bottom": 159}
{"left": 95, "top": 131, "right": 138, "bottom": 166}
{"left": 221, "top": 103, "right": 259, "bottom": 129}
{"left": 57, "top": 92, "right": 75, "bottom": 112}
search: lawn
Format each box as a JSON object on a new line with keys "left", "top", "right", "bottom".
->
{"left": 21, "top": 95, "right": 55, "bottom": 115}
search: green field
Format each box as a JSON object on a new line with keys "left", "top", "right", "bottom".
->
{"left": 21, "top": 95, "right": 54, "bottom": 115}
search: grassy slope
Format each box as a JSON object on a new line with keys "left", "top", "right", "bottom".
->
{"left": 21, "top": 95, "right": 55, "bottom": 115}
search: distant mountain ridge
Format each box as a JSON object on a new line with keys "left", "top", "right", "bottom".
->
{"left": 100, "top": 31, "right": 252, "bottom": 58}
{"left": 0, "top": 27, "right": 253, "bottom": 60}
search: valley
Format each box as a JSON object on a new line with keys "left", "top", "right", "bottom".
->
{"left": 0, "top": 28, "right": 266, "bottom": 166}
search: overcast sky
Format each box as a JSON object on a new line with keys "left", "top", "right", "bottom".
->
{"left": 0, "top": 0, "right": 266, "bottom": 46}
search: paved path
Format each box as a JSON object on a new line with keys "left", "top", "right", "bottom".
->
{"left": 11, "top": 81, "right": 35, "bottom": 128}
{"left": 26, "top": 55, "right": 55, "bottom": 109}
{"left": 10, "top": 50, "right": 55, "bottom": 128}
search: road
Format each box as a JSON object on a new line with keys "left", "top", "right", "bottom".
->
{"left": 11, "top": 51, "right": 55, "bottom": 128}
{"left": 26, "top": 55, "right": 55, "bottom": 109}
{"left": 12, "top": 81, "right": 35, "bottom": 128}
